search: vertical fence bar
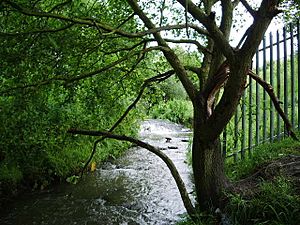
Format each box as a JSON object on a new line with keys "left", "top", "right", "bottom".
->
{"left": 241, "top": 93, "right": 246, "bottom": 160}
{"left": 276, "top": 30, "right": 281, "bottom": 140}
{"left": 269, "top": 32, "right": 274, "bottom": 142}
{"left": 283, "top": 26, "right": 288, "bottom": 136}
{"left": 297, "top": 20, "right": 300, "bottom": 131}
{"left": 234, "top": 112, "right": 239, "bottom": 162}
{"left": 230, "top": 20, "right": 300, "bottom": 162}
{"left": 248, "top": 75, "right": 253, "bottom": 157}
{"left": 290, "top": 24, "right": 295, "bottom": 128}
{"left": 256, "top": 50, "right": 260, "bottom": 145}
{"left": 262, "top": 37, "right": 267, "bottom": 141}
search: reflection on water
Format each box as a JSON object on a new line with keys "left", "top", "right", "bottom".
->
{"left": 0, "top": 119, "right": 194, "bottom": 225}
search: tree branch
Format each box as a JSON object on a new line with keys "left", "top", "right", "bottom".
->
{"left": 2, "top": 1, "right": 207, "bottom": 39}
{"left": 248, "top": 70, "right": 298, "bottom": 141}
{"left": 127, "top": 0, "right": 198, "bottom": 101}
{"left": 63, "top": 46, "right": 166, "bottom": 83}
{"left": 143, "top": 23, "right": 209, "bottom": 36}
{"left": 176, "top": 0, "right": 235, "bottom": 62}
{"left": 162, "top": 38, "right": 211, "bottom": 54}
{"left": 116, "top": 13, "right": 135, "bottom": 29}
{"left": 0, "top": 76, "right": 66, "bottom": 95}
{"left": 240, "top": 0, "right": 282, "bottom": 59}
{"left": 159, "top": 0, "right": 166, "bottom": 27}
{"left": 80, "top": 69, "right": 175, "bottom": 176}
{"left": 0, "top": 46, "right": 165, "bottom": 95}
{"left": 240, "top": 0, "right": 257, "bottom": 17}
{"left": 67, "top": 128, "right": 196, "bottom": 218}
{"left": 0, "top": 23, "right": 74, "bottom": 36}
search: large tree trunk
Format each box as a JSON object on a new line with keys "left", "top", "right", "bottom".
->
{"left": 192, "top": 104, "right": 227, "bottom": 210}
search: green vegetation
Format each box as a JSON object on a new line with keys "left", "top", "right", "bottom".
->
{"left": 181, "top": 135, "right": 300, "bottom": 225}
{"left": 0, "top": 0, "right": 143, "bottom": 194}
{"left": 226, "top": 176, "right": 300, "bottom": 225}
{"left": 222, "top": 54, "right": 300, "bottom": 158}
{"left": 226, "top": 136, "right": 300, "bottom": 180}
{"left": 225, "top": 136, "right": 300, "bottom": 225}
{"left": 1, "top": 0, "right": 299, "bottom": 223}
{"left": 150, "top": 99, "right": 193, "bottom": 127}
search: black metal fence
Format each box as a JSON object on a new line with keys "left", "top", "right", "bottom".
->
{"left": 222, "top": 20, "right": 300, "bottom": 161}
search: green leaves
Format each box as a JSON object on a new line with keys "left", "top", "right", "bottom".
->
{"left": 0, "top": 0, "right": 146, "bottom": 190}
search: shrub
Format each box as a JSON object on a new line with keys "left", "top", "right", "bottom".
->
{"left": 150, "top": 99, "right": 193, "bottom": 126}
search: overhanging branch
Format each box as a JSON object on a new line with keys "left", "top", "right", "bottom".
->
{"left": 0, "top": 23, "right": 74, "bottom": 36}
{"left": 0, "top": 46, "right": 165, "bottom": 95}
{"left": 2, "top": 0, "right": 207, "bottom": 39}
{"left": 248, "top": 70, "right": 298, "bottom": 141}
{"left": 67, "top": 128, "right": 196, "bottom": 217}
{"left": 80, "top": 70, "right": 175, "bottom": 176}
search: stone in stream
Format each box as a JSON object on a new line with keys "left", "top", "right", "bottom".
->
{"left": 167, "top": 146, "right": 178, "bottom": 149}
{"left": 165, "top": 137, "right": 172, "bottom": 143}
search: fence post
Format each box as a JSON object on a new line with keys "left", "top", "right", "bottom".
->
{"left": 256, "top": 50, "right": 260, "bottom": 146}
{"left": 290, "top": 24, "right": 295, "bottom": 128}
{"left": 248, "top": 75, "right": 253, "bottom": 157}
{"left": 241, "top": 92, "right": 246, "bottom": 159}
{"left": 276, "top": 30, "right": 281, "bottom": 140}
{"left": 263, "top": 37, "right": 267, "bottom": 142}
{"left": 297, "top": 20, "right": 300, "bottom": 131}
{"left": 269, "top": 32, "right": 274, "bottom": 142}
{"left": 234, "top": 111, "right": 239, "bottom": 162}
{"left": 283, "top": 26, "right": 288, "bottom": 136}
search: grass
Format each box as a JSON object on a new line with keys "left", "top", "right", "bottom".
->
{"left": 226, "top": 176, "right": 300, "bottom": 225}
{"left": 226, "top": 135, "right": 300, "bottom": 180}
{"left": 179, "top": 135, "right": 300, "bottom": 225}
{"left": 224, "top": 135, "right": 300, "bottom": 225}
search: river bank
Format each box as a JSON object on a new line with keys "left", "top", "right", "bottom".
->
{"left": 0, "top": 119, "right": 194, "bottom": 225}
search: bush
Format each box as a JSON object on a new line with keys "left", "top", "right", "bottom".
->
{"left": 150, "top": 99, "right": 193, "bottom": 126}
{"left": 0, "top": 81, "right": 140, "bottom": 192}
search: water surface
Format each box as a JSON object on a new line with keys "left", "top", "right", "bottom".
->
{"left": 0, "top": 119, "right": 194, "bottom": 225}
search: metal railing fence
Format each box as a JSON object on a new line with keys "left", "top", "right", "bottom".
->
{"left": 222, "top": 20, "right": 300, "bottom": 161}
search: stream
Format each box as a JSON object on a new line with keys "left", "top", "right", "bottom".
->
{"left": 0, "top": 119, "right": 194, "bottom": 225}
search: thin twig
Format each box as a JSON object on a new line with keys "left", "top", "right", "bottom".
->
{"left": 80, "top": 70, "right": 175, "bottom": 176}
{"left": 0, "top": 23, "right": 74, "bottom": 36}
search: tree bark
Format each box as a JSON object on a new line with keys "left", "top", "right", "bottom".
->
{"left": 192, "top": 138, "right": 227, "bottom": 210}
{"left": 192, "top": 103, "right": 227, "bottom": 210}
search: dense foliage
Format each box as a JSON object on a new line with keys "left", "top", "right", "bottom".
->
{"left": 1, "top": 0, "right": 299, "bottom": 224}
{"left": 0, "top": 0, "right": 145, "bottom": 191}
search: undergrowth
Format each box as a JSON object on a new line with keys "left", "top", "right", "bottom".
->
{"left": 180, "top": 135, "right": 300, "bottom": 225}
{"left": 149, "top": 99, "right": 193, "bottom": 127}
{"left": 226, "top": 176, "right": 300, "bottom": 225}
{"left": 226, "top": 136, "right": 300, "bottom": 180}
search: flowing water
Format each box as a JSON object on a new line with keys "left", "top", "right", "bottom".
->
{"left": 0, "top": 119, "right": 194, "bottom": 225}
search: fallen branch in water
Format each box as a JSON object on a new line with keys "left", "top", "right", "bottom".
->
{"left": 67, "top": 128, "right": 196, "bottom": 218}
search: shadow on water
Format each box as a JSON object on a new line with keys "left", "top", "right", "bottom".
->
{"left": 0, "top": 119, "right": 194, "bottom": 225}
